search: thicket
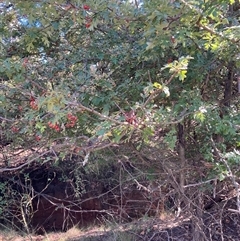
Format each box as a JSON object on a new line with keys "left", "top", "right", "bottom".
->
{"left": 0, "top": 0, "right": 240, "bottom": 239}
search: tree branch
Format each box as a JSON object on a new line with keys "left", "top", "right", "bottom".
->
{"left": 210, "top": 137, "right": 240, "bottom": 213}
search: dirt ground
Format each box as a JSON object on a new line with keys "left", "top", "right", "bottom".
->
{"left": 0, "top": 196, "right": 239, "bottom": 241}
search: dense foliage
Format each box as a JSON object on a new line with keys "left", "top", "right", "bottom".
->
{"left": 1, "top": 0, "right": 239, "bottom": 168}
{"left": 0, "top": 0, "right": 240, "bottom": 232}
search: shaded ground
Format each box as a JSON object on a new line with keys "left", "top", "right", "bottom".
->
{"left": 1, "top": 147, "right": 240, "bottom": 241}
{"left": 67, "top": 197, "right": 240, "bottom": 241}
{"left": 1, "top": 196, "right": 240, "bottom": 241}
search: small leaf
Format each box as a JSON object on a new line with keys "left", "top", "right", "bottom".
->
{"left": 113, "top": 133, "right": 122, "bottom": 143}
{"left": 26, "top": 42, "right": 34, "bottom": 52}
{"left": 42, "top": 36, "right": 50, "bottom": 47}
{"left": 178, "top": 70, "right": 187, "bottom": 81}
{"left": 142, "top": 126, "right": 154, "bottom": 142}
{"left": 163, "top": 128, "right": 177, "bottom": 149}
{"left": 35, "top": 122, "right": 46, "bottom": 133}
{"left": 194, "top": 111, "right": 206, "bottom": 122}
{"left": 96, "top": 128, "right": 106, "bottom": 136}
{"left": 153, "top": 82, "right": 162, "bottom": 89}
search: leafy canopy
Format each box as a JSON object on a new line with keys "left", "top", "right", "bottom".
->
{"left": 0, "top": 0, "right": 239, "bottom": 174}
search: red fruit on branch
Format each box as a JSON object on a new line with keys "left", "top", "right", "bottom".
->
{"left": 67, "top": 113, "right": 77, "bottom": 121}
{"left": 30, "top": 102, "right": 37, "bottom": 110}
{"left": 11, "top": 126, "right": 19, "bottom": 133}
{"left": 85, "top": 23, "right": 91, "bottom": 28}
{"left": 83, "top": 5, "right": 90, "bottom": 10}
{"left": 48, "top": 122, "right": 61, "bottom": 132}
{"left": 48, "top": 121, "right": 53, "bottom": 128}
{"left": 30, "top": 101, "right": 38, "bottom": 110}
{"left": 66, "top": 113, "right": 77, "bottom": 128}
{"left": 85, "top": 16, "right": 92, "bottom": 29}
{"left": 124, "top": 110, "right": 138, "bottom": 126}
{"left": 53, "top": 124, "right": 61, "bottom": 132}
{"left": 29, "top": 96, "right": 38, "bottom": 110}
{"left": 35, "top": 135, "right": 41, "bottom": 141}
{"left": 66, "top": 122, "right": 75, "bottom": 128}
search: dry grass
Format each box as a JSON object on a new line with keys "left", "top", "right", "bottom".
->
{"left": 0, "top": 213, "right": 208, "bottom": 241}
{"left": 0, "top": 225, "right": 109, "bottom": 241}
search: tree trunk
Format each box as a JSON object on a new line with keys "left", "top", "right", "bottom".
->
{"left": 178, "top": 123, "right": 185, "bottom": 194}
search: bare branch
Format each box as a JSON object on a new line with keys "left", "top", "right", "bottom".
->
{"left": 0, "top": 150, "right": 52, "bottom": 173}
{"left": 210, "top": 137, "right": 240, "bottom": 213}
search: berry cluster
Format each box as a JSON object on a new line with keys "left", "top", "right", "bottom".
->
{"left": 48, "top": 122, "right": 61, "bottom": 132}
{"left": 30, "top": 96, "right": 38, "bottom": 110}
{"left": 83, "top": 5, "right": 91, "bottom": 28}
{"left": 85, "top": 16, "right": 92, "bottom": 28}
{"left": 124, "top": 110, "right": 138, "bottom": 126}
{"left": 66, "top": 113, "right": 77, "bottom": 128}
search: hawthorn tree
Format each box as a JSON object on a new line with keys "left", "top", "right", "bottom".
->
{"left": 0, "top": 0, "right": 240, "bottom": 227}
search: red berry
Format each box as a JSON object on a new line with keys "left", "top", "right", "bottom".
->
{"left": 35, "top": 135, "right": 41, "bottom": 141}
{"left": 83, "top": 5, "right": 90, "bottom": 10}
{"left": 53, "top": 123, "right": 61, "bottom": 132}
{"left": 66, "top": 120, "right": 76, "bottom": 128}
{"left": 67, "top": 113, "right": 73, "bottom": 120}
{"left": 30, "top": 100, "right": 38, "bottom": 110}
{"left": 85, "top": 23, "right": 91, "bottom": 28}
{"left": 67, "top": 113, "right": 77, "bottom": 125}
{"left": 11, "top": 126, "right": 19, "bottom": 133}
{"left": 48, "top": 122, "right": 54, "bottom": 128}
{"left": 49, "top": 122, "right": 59, "bottom": 131}
{"left": 66, "top": 123, "right": 71, "bottom": 128}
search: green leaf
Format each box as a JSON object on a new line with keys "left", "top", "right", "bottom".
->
{"left": 153, "top": 82, "right": 162, "bottom": 89}
{"left": 146, "top": 41, "right": 155, "bottom": 50}
{"left": 163, "top": 128, "right": 177, "bottom": 150}
{"left": 42, "top": 36, "right": 50, "bottom": 47}
{"left": 178, "top": 70, "right": 187, "bottom": 81}
{"left": 26, "top": 42, "right": 34, "bottom": 52}
{"left": 35, "top": 122, "right": 46, "bottom": 133}
{"left": 142, "top": 126, "right": 154, "bottom": 142}
{"left": 96, "top": 128, "right": 106, "bottom": 136}
{"left": 194, "top": 111, "right": 206, "bottom": 122}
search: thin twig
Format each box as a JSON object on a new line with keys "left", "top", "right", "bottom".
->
{"left": 143, "top": 71, "right": 178, "bottom": 108}
{"left": 210, "top": 137, "right": 240, "bottom": 213}
{"left": 69, "top": 101, "right": 127, "bottom": 126}
{"left": 0, "top": 150, "right": 52, "bottom": 173}
{"left": 183, "top": 179, "right": 217, "bottom": 188}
